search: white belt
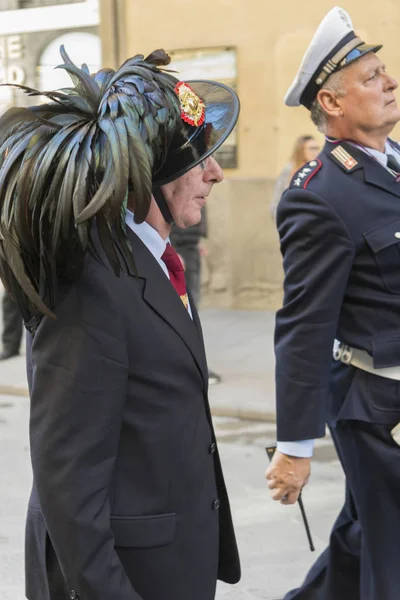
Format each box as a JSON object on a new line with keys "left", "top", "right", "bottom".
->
{"left": 333, "top": 339, "right": 400, "bottom": 381}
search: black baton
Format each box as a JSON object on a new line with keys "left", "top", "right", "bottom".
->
{"left": 266, "top": 444, "right": 315, "bottom": 552}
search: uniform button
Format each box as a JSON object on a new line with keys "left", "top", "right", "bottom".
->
{"left": 212, "top": 499, "right": 220, "bottom": 510}
{"left": 209, "top": 442, "right": 216, "bottom": 454}
{"left": 69, "top": 591, "right": 79, "bottom": 600}
{"left": 395, "top": 232, "right": 400, "bottom": 239}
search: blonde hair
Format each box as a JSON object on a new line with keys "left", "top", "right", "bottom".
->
{"left": 291, "top": 135, "right": 315, "bottom": 171}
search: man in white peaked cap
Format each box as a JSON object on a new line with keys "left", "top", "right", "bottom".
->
{"left": 266, "top": 6, "right": 400, "bottom": 599}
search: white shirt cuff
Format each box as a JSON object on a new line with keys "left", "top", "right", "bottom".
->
{"left": 277, "top": 439, "right": 314, "bottom": 458}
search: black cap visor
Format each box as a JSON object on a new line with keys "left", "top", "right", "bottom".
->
{"left": 153, "top": 80, "right": 240, "bottom": 185}
{"left": 337, "top": 43, "right": 382, "bottom": 70}
{"left": 300, "top": 31, "right": 382, "bottom": 109}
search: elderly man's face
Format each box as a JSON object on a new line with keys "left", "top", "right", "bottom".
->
{"left": 337, "top": 53, "right": 400, "bottom": 133}
{"left": 161, "top": 156, "right": 223, "bottom": 228}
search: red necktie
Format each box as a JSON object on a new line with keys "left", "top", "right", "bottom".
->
{"left": 161, "top": 243, "right": 189, "bottom": 310}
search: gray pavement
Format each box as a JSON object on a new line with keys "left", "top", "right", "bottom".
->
{"left": 0, "top": 308, "right": 277, "bottom": 421}
{"left": 0, "top": 308, "right": 345, "bottom": 600}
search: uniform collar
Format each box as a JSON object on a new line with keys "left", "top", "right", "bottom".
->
{"left": 324, "top": 138, "right": 400, "bottom": 199}
{"left": 347, "top": 139, "right": 400, "bottom": 168}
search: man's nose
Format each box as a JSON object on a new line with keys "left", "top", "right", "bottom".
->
{"left": 385, "top": 73, "right": 398, "bottom": 91}
{"left": 205, "top": 156, "right": 224, "bottom": 183}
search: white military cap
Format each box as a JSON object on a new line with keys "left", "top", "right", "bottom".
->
{"left": 285, "top": 7, "right": 382, "bottom": 109}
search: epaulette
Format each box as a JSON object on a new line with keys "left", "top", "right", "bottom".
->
{"left": 329, "top": 144, "right": 359, "bottom": 172}
{"left": 289, "top": 159, "right": 322, "bottom": 190}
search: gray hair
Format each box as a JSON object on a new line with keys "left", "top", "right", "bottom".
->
{"left": 310, "top": 69, "right": 346, "bottom": 132}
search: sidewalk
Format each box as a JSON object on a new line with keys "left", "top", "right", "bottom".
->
{"left": 202, "top": 309, "right": 276, "bottom": 421}
{"left": 0, "top": 308, "right": 277, "bottom": 421}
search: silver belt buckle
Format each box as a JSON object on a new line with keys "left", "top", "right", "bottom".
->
{"left": 333, "top": 341, "right": 353, "bottom": 365}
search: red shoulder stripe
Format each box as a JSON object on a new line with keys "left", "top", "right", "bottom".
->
{"left": 303, "top": 158, "right": 323, "bottom": 189}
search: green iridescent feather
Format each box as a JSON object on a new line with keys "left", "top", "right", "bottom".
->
{"left": 0, "top": 46, "right": 180, "bottom": 323}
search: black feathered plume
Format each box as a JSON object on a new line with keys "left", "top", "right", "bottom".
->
{"left": 0, "top": 46, "right": 180, "bottom": 324}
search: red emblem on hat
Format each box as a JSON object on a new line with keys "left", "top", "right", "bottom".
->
{"left": 175, "top": 81, "right": 205, "bottom": 127}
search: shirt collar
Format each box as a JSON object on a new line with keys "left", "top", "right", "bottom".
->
{"left": 125, "top": 209, "right": 169, "bottom": 261}
{"left": 347, "top": 140, "right": 400, "bottom": 168}
{"left": 365, "top": 141, "right": 398, "bottom": 168}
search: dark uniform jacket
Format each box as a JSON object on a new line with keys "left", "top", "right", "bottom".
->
{"left": 275, "top": 139, "right": 400, "bottom": 442}
{"left": 25, "top": 228, "right": 240, "bottom": 600}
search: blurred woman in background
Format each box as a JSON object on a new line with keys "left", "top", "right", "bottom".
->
{"left": 270, "top": 135, "right": 320, "bottom": 218}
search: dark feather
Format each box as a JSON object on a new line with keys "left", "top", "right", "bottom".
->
{"left": 0, "top": 45, "right": 180, "bottom": 319}
{"left": 143, "top": 49, "right": 171, "bottom": 66}
{"left": 75, "top": 119, "right": 119, "bottom": 224}
{"left": 95, "top": 209, "right": 121, "bottom": 275}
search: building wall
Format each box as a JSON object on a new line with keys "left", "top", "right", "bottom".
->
{"left": 0, "top": 1, "right": 18, "bottom": 9}
{"left": 0, "top": 0, "right": 83, "bottom": 9}
{"left": 100, "top": 0, "right": 400, "bottom": 309}
{"left": 20, "top": 0, "right": 83, "bottom": 6}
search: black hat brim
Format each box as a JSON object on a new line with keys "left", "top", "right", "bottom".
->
{"left": 153, "top": 80, "right": 240, "bottom": 185}
{"left": 337, "top": 43, "right": 382, "bottom": 70}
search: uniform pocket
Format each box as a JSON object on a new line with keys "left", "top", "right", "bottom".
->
{"left": 365, "top": 371, "right": 400, "bottom": 414}
{"left": 363, "top": 218, "right": 400, "bottom": 293}
{"left": 336, "top": 366, "right": 400, "bottom": 425}
{"left": 110, "top": 512, "right": 176, "bottom": 548}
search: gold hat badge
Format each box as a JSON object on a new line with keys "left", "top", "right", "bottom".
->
{"left": 175, "top": 81, "right": 205, "bottom": 127}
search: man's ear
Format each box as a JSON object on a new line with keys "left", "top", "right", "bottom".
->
{"left": 317, "top": 89, "right": 344, "bottom": 118}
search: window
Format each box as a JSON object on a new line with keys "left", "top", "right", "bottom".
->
{"left": 37, "top": 31, "right": 101, "bottom": 90}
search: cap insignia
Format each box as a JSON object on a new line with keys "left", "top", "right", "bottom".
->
{"left": 331, "top": 145, "right": 358, "bottom": 170}
{"left": 337, "top": 8, "right": 352, "bottom": 29}
{"left": 175, "top": 82, "right": 205, "bottom": 127}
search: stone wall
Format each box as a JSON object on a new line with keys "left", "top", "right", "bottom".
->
{"left": 97, "top": 0, "right": 400, "bottom": 309}
{"left": 202, "top": 178, "right": 284, "bottom": 310}
{"left": 0, "top": 0, "right": 85, "bottom": 9}
{"left": 0, "top": 1, "right": 18, "bottom": 9}
{"left": 20, "top": 0, "right": 83, "bottom": 7}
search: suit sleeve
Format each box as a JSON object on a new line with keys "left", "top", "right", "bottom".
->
{"left": 29, "top": 264, "right": 143, "bottom": 600}
{"left": 275, "top": 188, "right": 355, "bottom": 441}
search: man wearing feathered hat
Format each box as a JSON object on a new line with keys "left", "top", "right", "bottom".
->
{"left": 0, "top": 48, "right": 240, "bottom": 599}
{"left": 266, "top": 7, "right": 400, "bottom": 599}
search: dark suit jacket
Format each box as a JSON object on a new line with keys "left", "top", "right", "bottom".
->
{"left": 275, "top": 139, "right": 400, "bottom": 441}
{"left": 25, "top": 228, "right": 240, "bottom": 600}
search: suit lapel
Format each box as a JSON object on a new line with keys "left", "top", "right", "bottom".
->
{"left": 189, "top": 291, "right": 205, "bottom": 346}
{"left": 125, "top": 228, "right": 208, "bottom": 387}
{"left": 362, "top": 161, "right": 400, "bottom": 199}
{"left": 326, "top": 140, "right": 400, "bottom": 199}
{"left": 188, "top": 290, "right": 209, "bottom": 386}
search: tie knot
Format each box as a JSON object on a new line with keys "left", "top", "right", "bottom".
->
{"left": 387, "top": 154, "right": 400, "bottom": 173}
{"left": 161, "top": 243, "right": 184, "bottom": 273}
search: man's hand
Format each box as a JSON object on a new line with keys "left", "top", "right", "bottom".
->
{"left": 265, "top": 450, "right": 311, "bottom": 505}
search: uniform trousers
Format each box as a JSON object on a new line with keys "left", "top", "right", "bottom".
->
{"left": 285, "top": 364, "right": 400, "bottom": 600}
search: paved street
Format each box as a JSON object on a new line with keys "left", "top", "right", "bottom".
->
{"left": 0, "top": 308, "right": 345, "bottom": 600}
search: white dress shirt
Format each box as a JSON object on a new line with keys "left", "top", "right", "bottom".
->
{"left": 277, "top": 139, "right": 400, "bottom": 459}
{"left": 125, "top": 209, "right": 193, "bottom": 319}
